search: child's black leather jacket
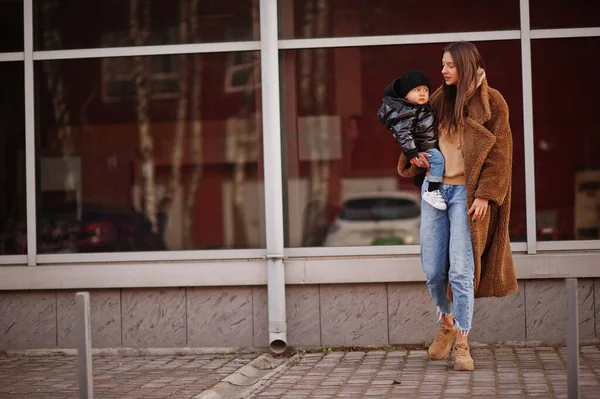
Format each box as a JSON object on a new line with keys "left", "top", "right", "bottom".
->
{"left": 377, "top": 80, "right": 438, "bottom": 160}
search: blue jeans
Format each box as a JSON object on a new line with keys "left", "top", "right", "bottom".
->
{"left": 420, "top": 178, "right": 474, "bottom": 332}
{"left": 425, "top": 148, "right": 445, "bottom": 183}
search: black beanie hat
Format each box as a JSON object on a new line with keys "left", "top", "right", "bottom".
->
{"left": 394, "top": 70, "right": 431, "bottom": 99}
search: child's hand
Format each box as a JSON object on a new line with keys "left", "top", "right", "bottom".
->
{"left": 409, "top": 152, "right": 431, "bottom": 169}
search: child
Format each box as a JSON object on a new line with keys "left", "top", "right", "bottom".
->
{"left": 377, "top": 70, "right": 447, "bottom": 211}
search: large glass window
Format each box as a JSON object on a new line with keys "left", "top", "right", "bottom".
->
{"left": 0, "top": 0, "right": 24, "bottom": 52}
{"left": 278, "top": 0, "right": 519, "bottom": 39}
{"left": 35, "top": 52, "right": 264, "bottom": 253}
{"left": 0, "top": 62, "right": 26, "bottom": 255}
{"left": 281, "top": 41, "right": 526, "bottom": 248}
{"left": 33, "top": 0, "right": 259, "bottom": 51}
{"left": 532, "top": 37, "right": 600, "bottom": 242}
{"left": 530, "top": 0, "right": 600, "bottom": 30}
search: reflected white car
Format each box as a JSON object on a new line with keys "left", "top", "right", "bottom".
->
{"left": 323, "top": 191, "right": 421, "bottom": 246}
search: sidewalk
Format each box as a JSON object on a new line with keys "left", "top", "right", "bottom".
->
{"left": 0, "top": 345, "right": 599, "bottom": 398}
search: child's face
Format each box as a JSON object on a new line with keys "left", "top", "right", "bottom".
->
{"left": 405, "top": 85, "right": 429, "bottom": 105}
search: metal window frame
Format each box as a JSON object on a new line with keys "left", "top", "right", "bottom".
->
{"left": 0, "top": 0, "right": 598, "bottom": 269}
{"left": 520, "top": 0, "right": 538, "bottom": 255}
{"left": 24, "top": 0, "right": 36, "bottom": 266}
{"left": 0, "top": 52, "right": 24, "bottom": 62}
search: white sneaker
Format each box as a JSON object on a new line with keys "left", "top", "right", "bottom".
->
{"left": 423, "top": 190, "right": 447, "bottom": 210}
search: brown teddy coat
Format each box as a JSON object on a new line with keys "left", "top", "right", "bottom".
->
{"left": 397, "top": 78, "right": 518, "bottom": 298}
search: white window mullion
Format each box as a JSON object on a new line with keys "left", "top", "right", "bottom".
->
{"left": 520, "top": 0, "right": 538, "bottom": 254}
{"left": 0, "top": 52, "right": 24, "bottom": 62}
{"left": 32, "top": 42, "right": 261, "bottom": 61}
{"left": 531, "top": 27, "right": 600, "bottom": 40}
{"left": 24, "top": 0, "right": 37, "bottom": 266}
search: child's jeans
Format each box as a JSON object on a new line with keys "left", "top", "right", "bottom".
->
{"left": 425, "top": 148, "right": 445, "bottom": 183}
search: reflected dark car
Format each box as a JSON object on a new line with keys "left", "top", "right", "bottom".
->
{"left": 35, "top": 205, "right": 167, "bottom": 254}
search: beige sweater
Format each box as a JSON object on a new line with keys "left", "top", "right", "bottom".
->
{"left": 439, "top": 131, "right": 466, "bottom": 185}
{"left": 435, "top": 69, "right": 486, "bottom": 186}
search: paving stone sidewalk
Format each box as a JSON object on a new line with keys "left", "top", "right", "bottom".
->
{"left": 0, "top": 346, "right": 599, "bottom": 398}
{"left": 247, "top": 346, "right": 600, "bottom": 399}
{"left": 0, "top": 352, "right": 260, "bottom": 399}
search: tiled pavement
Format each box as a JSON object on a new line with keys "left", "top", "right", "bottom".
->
{"left": 247, "top": 346, "right": 600, "bottom": 399}
{"left": 1, "top": 346, "right": 600, "bottom": 398}
{"left": 0, "top": 352, "right": 260, "bottom": 399}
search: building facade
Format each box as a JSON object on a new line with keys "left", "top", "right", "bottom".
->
{"left": 0, "top": 0, "right": 599, "bottom": 350}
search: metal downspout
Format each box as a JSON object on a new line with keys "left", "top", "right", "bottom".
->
{"left": 259, "top": 0, "right": 287, "bottom": 354}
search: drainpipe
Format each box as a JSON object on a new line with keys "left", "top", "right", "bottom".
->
{"left": 259, "top": 0, "right": 287, "bottom": 354}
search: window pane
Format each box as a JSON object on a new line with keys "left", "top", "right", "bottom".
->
{"left": 35, "top": 52, "right": 264, "bottom": 253}
{"left": 0, "top": 62, "right": 26, "bottom": 255}
{"left": 278, "top": 0, "right": 519, "bottom": 39}
{"left": 533, "top": 37, "right": 600, "bottom": 241}
{"left": 0, "top": 1, "right": 23, "bottom": 52}
{"left": 281, "top": 41, "right": 526, "bottom": 248}
{"left": 34, "top": 0, "right": 259, "bottom": 51}
{"left": 530, "top": 0, "right": 600, "bottom": 29}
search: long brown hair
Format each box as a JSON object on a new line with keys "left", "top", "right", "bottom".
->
{"left": 437, "top": 41, "right": 486, "bottom": 133}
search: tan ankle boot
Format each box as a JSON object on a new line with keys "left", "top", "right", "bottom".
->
{"left": 427, "top": 323, "right": 457, "bottom": 360}
{"left": 453, "top": 342, "right": 474, "bottom": 371}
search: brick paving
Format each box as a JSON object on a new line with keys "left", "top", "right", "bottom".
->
{"left": 0, "top": 353, "right": 260, "bottom": 399}
{"left": 247, "top": 346, "right": 600, "bottom": 399}
{"left": 0, "top": 346, "right": 599, "bottom": 398}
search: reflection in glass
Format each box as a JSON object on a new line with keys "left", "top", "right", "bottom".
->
{"left": 278, "top": 0, "right": 519, "bottom": 39}
{"left": 36, "top": 52, "right": 264, "bottom": 253}
{"left": 34, "top": 0, "right": 259, "bottom": 51}
{"left": 0, "top": 63, "right": 26, "bottom": 255}
{"left": 281, "top": 41, "right": 526, "bottom": 248}
{"left": 530, "top": 0, "right": 600, "bottom": 30}
{"left": 0, "top": 1, "right": 23, "bottom": 52}
{"left": 533, "top": 38, "right": 600, "bottom": 241}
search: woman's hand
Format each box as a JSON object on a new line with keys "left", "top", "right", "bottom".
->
{"left": 409, "top": 152, "right": 431, "bottom": 169}
{"left": 468, "top": 198, "right": 489, "bottom": 222}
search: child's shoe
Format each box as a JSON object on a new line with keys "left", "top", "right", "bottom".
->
{"left": 423, "top": 190, "right": 447, "bottom": 210}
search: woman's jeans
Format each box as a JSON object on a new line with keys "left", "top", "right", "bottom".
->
{"left": 420, "top": 178, "right": 475, "bottom": 333}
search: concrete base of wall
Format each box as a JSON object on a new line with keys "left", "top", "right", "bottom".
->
{"left": 1, "top": 279, "right": 599, "bottom": 350}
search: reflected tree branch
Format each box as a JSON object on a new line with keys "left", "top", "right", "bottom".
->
{"left": 129, "top": 0, "right": 158, "bottom": 233}
{"left": 183, "top": 0, "right": 204, "bottom": 250}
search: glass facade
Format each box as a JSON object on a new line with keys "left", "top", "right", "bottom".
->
{"left": 532, "top": 37, "right": 600, "bottom": 241}
{"left": 35, "top": 53, "right": 264, "bottom": 253}
{"left": 530, "top": 0, "right": 600, "bottom": 30}
{"left": 281, "top": 41, "right": 526, "bottom": 247}
{"left": 0, "top": 1, "right": 24, "bottom": 52}
{"left": 278, "top": 0, "right": 520, "bottom": 39}
{"left": 0, "top": 63, "right": 26, "bottom": 255}
{"left": 33, "top": 0, "right": 259, "bottom": 51}
{"left": 0, "top": 0, "right": 598, "bottom": 264}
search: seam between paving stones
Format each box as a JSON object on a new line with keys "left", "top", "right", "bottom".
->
{"left": 513, "top": 346, "right": 527, "bottom": 398}
{"left": 413, "top": 351, "right": 428, "bottom": 395}
{"left": 535, "top": 348, "right": 558, "bottom": 399}
{"left": 467, "top": 352, "right": 474, "bottom": 399}
{"left": 336, "top": 351, "right": 367, "bottom": 398}
{"left": 491, "top": 347, "right": 500, "bottom": 399}
{"left": 580, "top": 349, "right": 600, "bottom": 387}
{"left": 388, "top": 349, "right": 409, "bottom": 399}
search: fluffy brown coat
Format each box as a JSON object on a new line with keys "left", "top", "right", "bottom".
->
{"left": 397, "top": 78, "right": 518, "bottom": 298}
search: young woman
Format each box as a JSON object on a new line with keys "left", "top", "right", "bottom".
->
{"left": 397, "top": 41, "right": 518, "bottom": 371}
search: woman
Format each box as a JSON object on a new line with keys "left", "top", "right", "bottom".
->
{"left": 397, "top": 41, "right": 517, "bottom": 371}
